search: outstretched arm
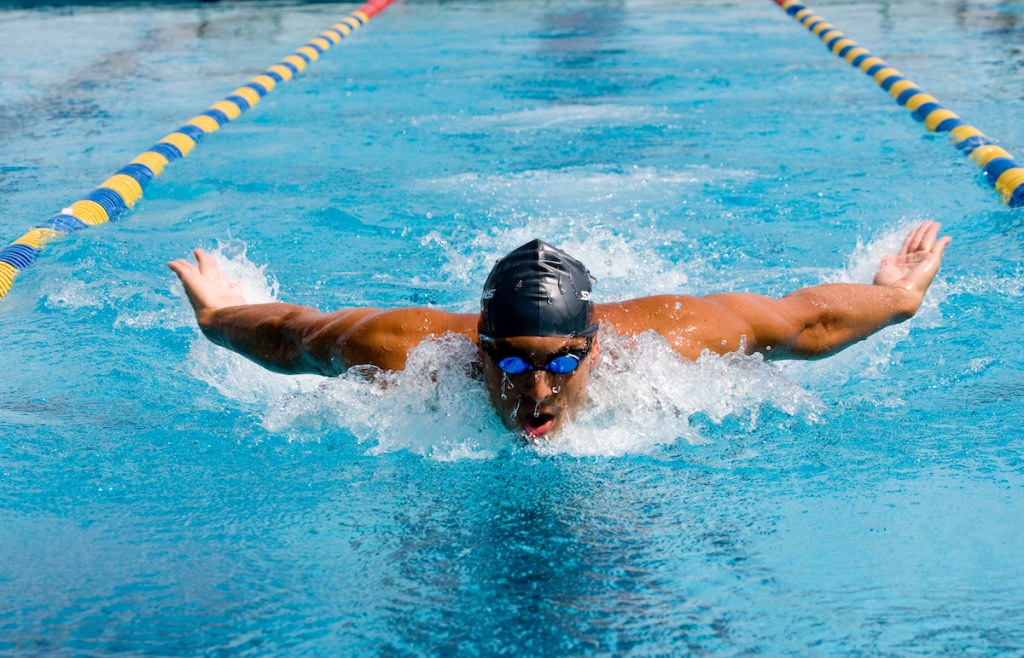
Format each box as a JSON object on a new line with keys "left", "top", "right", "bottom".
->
{"left": 597, "top": 221, "right": 950, "bottom": 360}
{"left": 168, "top": 249, "right": 478, "bottom": 374}
{"left": 716, "top": 221, "right": 951, "bottom": 359}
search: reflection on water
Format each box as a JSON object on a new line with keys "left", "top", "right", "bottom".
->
{"left": 367, "top": 457, "right": 767, "bottom": 653}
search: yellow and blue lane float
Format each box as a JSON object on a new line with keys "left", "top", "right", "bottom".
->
{"left": 0, "top": 0, "right": 396, "bottom": 300}
{"left": 772, "top": 0, "right": 1024, "bottom": 209}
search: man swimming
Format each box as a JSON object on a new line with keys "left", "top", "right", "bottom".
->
{"left": 169, "top": 221, "right": 950, "bottom": 439}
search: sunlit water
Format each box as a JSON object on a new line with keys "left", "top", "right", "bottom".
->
{"left": 1, "top": 0, "right": 1023, "bottom": 655}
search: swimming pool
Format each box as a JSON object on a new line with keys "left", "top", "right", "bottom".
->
{"left": 2, "top": 0, "right": 1023, "bottom": 654}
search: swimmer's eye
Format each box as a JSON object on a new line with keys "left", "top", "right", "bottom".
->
{"left": 545, "top": 354, "right": 581, "bottom": 374}
{"left": 497, "top": 356, "right": 532, "bottom": 375}
{"left": 486, "top": 338, "right": 592, "bottom": 376}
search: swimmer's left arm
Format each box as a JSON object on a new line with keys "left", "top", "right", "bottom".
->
{"left": 711, "top": 283, "right": 922, "bottom": 359}
{"left": 716, "top": 221, "right": 951, "bottom": 359}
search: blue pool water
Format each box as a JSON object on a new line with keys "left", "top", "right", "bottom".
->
{"left": 2, "top": 0, "right": 1023, "bottom": 654}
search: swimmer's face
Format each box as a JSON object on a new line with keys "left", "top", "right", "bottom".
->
{"left": 480, "top": 335, "right": 598, "bottom": 440}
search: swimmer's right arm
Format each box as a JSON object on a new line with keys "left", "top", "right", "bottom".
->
{"left": 169, "top": 249, "right": 478, "bottom": 374}
{"left": 168, "top": 248, "right": 352, "bottom": 374}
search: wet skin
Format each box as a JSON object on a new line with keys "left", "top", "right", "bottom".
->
{"left": 479, "top": 335, "right": 599, "bottom": 439}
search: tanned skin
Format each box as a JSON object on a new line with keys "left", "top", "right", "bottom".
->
{"left": 169, "top": 221, "right": 950, "bottom": 437}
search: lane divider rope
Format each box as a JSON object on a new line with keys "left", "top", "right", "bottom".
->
{"left": 772, "top": 0, "right": 1024, "bottom": 208}
{"left": 0, "top": 0, "right": 397, "bottom": 300}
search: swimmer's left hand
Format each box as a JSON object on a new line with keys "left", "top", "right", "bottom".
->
{"left": 168, "top": 249, "right": 248, "bottom": 320}
{"left": 873, "top": 221, "right": 951, "bottom": 297}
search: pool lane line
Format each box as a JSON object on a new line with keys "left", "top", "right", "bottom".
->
{"left": 771, "top": 0, "right": 1024, "bottom": 208}
{"left": 0, "top": 0, "right": 397, "bottom": 301}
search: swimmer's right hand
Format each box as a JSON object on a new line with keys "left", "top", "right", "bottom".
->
{"left": 168, "top": 249, "right": 248, "bottom": 321}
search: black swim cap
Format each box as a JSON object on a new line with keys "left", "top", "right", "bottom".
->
{"left": 479, "top": 239, "right": 597, "bottom": 340}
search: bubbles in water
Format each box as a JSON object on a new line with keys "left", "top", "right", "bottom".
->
{"left": 45, "top": 274, "right": 104, "bottom": 310}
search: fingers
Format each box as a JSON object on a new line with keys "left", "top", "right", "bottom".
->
{"left": 902, "top": 221, "right": 942, "bottom": 255}
{"left": 167, "top": 258, "right": 196, "bottom": 279}
{"left": 194, "top": 248, "right": 223, "bottom": 277}
{"left": 919, "top": 221, "right": 940, "bottom": 251}
{"left": 907, "top": 223, "right": 928, "bottom": 253}
{"left": 168, "top": 248, "right": 224, "bottom": 280}
{"left": 932, "top": 234, "right": 952, "bottom": 259}
{"left": 898, "top": 225, "right": 918, "bottom": 257}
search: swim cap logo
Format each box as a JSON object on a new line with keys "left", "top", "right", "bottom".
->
{"left": 579, "top": 291, "right": 591, "bottom": 301}
{"left": 482, "top": 288, "right": 496, "bottom": 300}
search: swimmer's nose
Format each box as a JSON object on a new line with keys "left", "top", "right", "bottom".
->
{"left": 523, "top": 370, "right": 554, "bottom": 399}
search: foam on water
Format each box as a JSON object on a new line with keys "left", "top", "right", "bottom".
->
{"left": 535, "top": 328, "right": 823, "bottom": 457}
{"left": 415, "top": 103, "right": 679, "bottom": 132}
{"left": 420, "top": 164, "right": 756, "bottom": 220}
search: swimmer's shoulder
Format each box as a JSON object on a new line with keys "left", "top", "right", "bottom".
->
{"left": 326, "top": 307, "right": 480, "bottom": 371}
{"left": 594, "top": 295, "right": 751, "bottom": 358}
{"left": 595, "top": 295, "right": 705, "bottom": 331}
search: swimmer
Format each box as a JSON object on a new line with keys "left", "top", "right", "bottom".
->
{"left": 169, "top": 221, "right": 950, "bottom": 439}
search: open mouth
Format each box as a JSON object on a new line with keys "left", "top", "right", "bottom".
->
{"left": 521, "top": 413, "right": 555, "bottom": 438}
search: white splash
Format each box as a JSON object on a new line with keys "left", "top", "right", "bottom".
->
{"left": 189, "top": 322, "right": 822, "bottom": 460}
{"left": 264, "top": 335, "right": 508, "bottom": 460}
{"left": 203, "top": 238, "right": 280, "bottom": 304}
{"left": 182, "top": 241, "right": 320, "bottom": 406}
{"left": 535, "top": 329, "right": 823, "bottom": 458}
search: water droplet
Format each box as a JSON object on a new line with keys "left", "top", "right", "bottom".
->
{"left": 510, "top": 397, "right": 522, "bottom": 423}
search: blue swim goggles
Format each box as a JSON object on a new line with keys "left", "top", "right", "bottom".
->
{"left": 485, "top": 338, "right": 592, "bottom": 376}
